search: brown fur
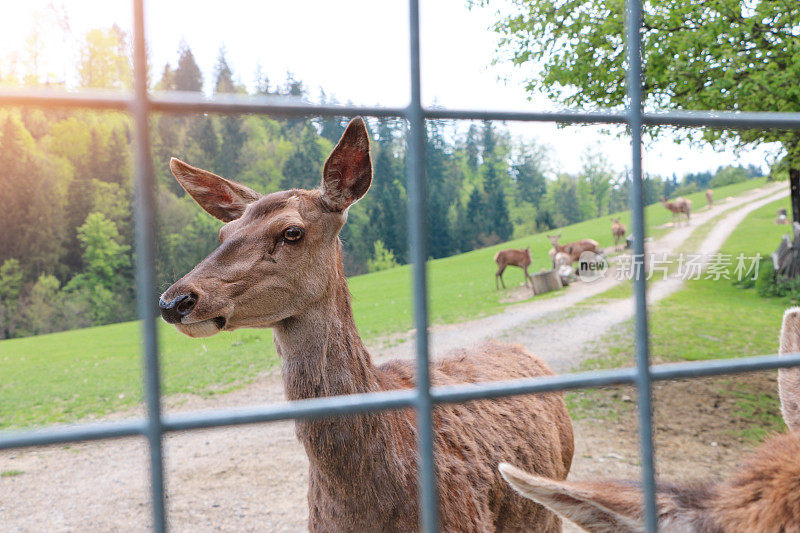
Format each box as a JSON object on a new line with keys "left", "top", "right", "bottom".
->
{"left": 494, "top": 248, "right": 533, "bottom": 290}
{"left": 611, "top": 219, "right": 626, "bottom": 251}
{"left": 499, "top": 306, "right": 800, "bottom": 532}
{"left": 705, "top": 189, "right": 713, "bottom": 208}
{"left": 661, "top": 197, "right": 691, "bottom": 225}
{"left": 546, "top": 233, "right": 601, "bottom": 264}
{"left": 160, "top": 117, "right": 575, "bottom": 532}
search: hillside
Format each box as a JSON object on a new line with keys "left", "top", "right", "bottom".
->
{"left": 0, "top": 177, "right": 771, "bottom": 428}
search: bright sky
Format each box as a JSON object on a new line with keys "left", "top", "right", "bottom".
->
{"left": 1, "top": 0, "right": 781, "bottom": 177}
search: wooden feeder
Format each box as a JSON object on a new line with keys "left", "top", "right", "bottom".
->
{"left": 531, "top": 269, "right": 563, "bottom": 295}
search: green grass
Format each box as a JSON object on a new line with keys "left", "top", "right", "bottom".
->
{"left": 1, "top": 470, "right": 23, "bottom": 477}
{"left": 0, "top": 177, "right": 772, "bottom": 429}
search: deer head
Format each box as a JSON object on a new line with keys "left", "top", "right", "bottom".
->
{"left": 158, "top": 117, "right": 372, "bottom": 337}
{"left": 546, "top": 234, "right": 561, "bottom": 249}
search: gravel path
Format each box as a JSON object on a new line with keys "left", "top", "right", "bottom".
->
{"left": 0, "top": 182, "right": 787, "bottom": 532}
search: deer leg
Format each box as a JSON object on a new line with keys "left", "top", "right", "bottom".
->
{"left": 496, "top": 266, "right": 506, "bottom": 290}
{"left": 523, "top": 266, "right": 531, "bottom": 287}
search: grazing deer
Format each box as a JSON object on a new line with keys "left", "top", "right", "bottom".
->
{"left": 159, "top": 118, "right": 575, "bottom": 532}
{"left": 661, "top": 197, "right": 691, "bottom": 225}
{"left": 494, "top": 247, "right": 533, "bottom": 289}
{"left": 547, "top": 233, "right": 602, "bottom": 264}
{"left": 611, "top": 219, "right": 626, "bottom": 251}
{"left": 498, "top": 307, "right": 800, "bottom": 533}
{"left": 705, "top": 189, "right": 713, "bottom": 208}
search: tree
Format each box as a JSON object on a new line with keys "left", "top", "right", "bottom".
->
{"left": 22, "top": 273, "right": 61, "bottom": 336}
{"left": 368, "top": 240, "right": 399, "bottom": 272}
{"left": 580, "top": 150, "right": 613, "bottom": 217}
{"left": 483, "top": 161, "right": 513, "bottom": 243}
{"left": 174, "top": 43, "right": 203, "bottom": 92}
{"left": 77, "top": 26, "right": 131, "bottom": 89}
{"left": 513, "top": 151, "right": 547, "bottom": 207}
{"left": 487, "top": 0, "right": 800, "bottom": 170}
{"left": 368, "top": 117, "right": 407, "bottom": 261}
{"left": 214, "top": 48, "right": 245, "bottom": 178}
{"left": 465, "top": 123, "right": 480, "bottom": 171}
{"left": 281, "top": 125, "right": 324, "bottom": 189}
{"left": 0, "top": 259, "right": 23, "bottom": 338}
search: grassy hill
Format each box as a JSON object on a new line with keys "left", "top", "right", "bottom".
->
{"left": 0, "top": 178, "right": 773, "bottom": 428}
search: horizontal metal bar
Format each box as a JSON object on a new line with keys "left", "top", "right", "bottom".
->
{"left": 149, "top": 92, "right": 407, "bottom": 118}
{"left": 650, "top": 352, "right": 800, "bottom": 380}
{"left": 4, "top": 88, "right": 800, "bottom": 131}
{"left": 4, "top": 352, "right": 799, "bottom": 452}
{"left": 0, "top": 88, "right": 131, "bottom": 110}
{"left": 162, "top": 388, "right": 418, "bottom": 432}
{"left": 424, "top": 107, "right": 628, "bottom": 124}
{"left": 0, "top": 419, "right": 146, "bottom": 450}
{"left": 431, "top": 367, "right": 638, "bottom": 403}
{"left": 643, "top": 109, "right": 800, "bottom": 130}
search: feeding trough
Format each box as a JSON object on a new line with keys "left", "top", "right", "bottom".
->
{"left": 531, "top": 269, "right": 562, "bottom": 295}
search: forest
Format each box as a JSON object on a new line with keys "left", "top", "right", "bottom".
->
{"left": 0, "top": 25, "right": 762, "bottom": 339}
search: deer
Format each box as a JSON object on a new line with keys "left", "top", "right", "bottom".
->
{"left": 158, "top": 118, "right": 575, "bottom": 532}
{"left": 497, "top": 306, "right": 800, "bottom": 533}
{"left": 705, "top": 189, "right": 713, "bottom": 208}
{"left": 552, "top": 251, "right": 574, "bottom": 286}
{"left": 494, "top": 247, "right": 533, "bottom": 289}
{"left": 611, "top": 219, "right": 626, "bottom": 251}
{"left": 546, "top": 233, "right": 602, "bottom": 265}
{"left": 661, "top": 197, "right": 691, "bottom": 225}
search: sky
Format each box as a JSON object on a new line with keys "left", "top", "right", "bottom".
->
{"left": 0, "top": 0, "right": 782, "bottom": 177}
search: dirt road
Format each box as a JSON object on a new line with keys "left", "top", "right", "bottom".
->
{"left": 0, "top": 183, "right": 788, "bottom": 532}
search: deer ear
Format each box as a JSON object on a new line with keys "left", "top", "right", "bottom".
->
{"left": 779, "top": 307, "right": 800, "bottom": 432}
{"left": 321, "top": 117, "right": 372, "bottom": 211}
{"left": 170, "top": 158, "right": 261, "bottom": 222}
{"left": 499, "top": 464, "right": 643, "bottom": 531}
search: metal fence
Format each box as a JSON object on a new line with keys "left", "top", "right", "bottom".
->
{"left": 2, "top": 1, "right": 800, "bottom": 531}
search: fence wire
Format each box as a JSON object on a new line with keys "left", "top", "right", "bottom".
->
{"left": 3, "top": 1, "right": 800, "bottom": 532}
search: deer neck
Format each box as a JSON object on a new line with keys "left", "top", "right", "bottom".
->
{"left": 272, "top": 262, "right": 408, "bottom": 502}
{"left": 274, "top": 275, "right": 378, "bottom": 402}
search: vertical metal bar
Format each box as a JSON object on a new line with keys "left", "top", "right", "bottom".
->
{"left": 131, "top": 0, "right": 167, "bottom": 531}
{"left": 625, "top": 0, "right": 657, "bottom": 531}
{"left": 407, "top": 0, "right": 439, "bottom": 531}
{"left": 789, "top": 168, "right": 800, "bottom": 224}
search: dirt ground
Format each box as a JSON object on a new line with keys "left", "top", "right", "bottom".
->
{"left": 0, "top": 183, "right": 789, "bottom": 532}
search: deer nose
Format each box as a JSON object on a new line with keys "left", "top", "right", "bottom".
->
{"left": 159, "top": 293, "right": 198, "bottom": 324}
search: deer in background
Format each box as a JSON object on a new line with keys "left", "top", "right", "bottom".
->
{"left": 547, "top": 233, "right": 602, "bottom": 264}
{"left": 661, "top": 197, "right": 691, "bottom": 225}
{"left": 611, "top": 219, "right": 626, "bottom": 251}
{"left": 158, "top": 118, "right": 575, "bottom": 532}
{"left": 705, "top": 189, "right": 713, "bottom": 208}
{"left": 494, "top": 247, "right": 533, "bottom": 289}
{"left": 498, "top": 306, "right": 800, "bottom": 532}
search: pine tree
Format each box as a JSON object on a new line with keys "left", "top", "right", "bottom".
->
{"left": 174, "top": 43, "right": 203, "bottom": 92}
{"left": 214, "top": 48, "right": 244, "bottom": 177}
{"left": 483, "top": 161, "right": 513, "bottom": 242}
{"left": 189, "top": 117, "right": 219, "bottom": 171}
{"left": 481, "top": 120, "right": 497, "bottom": 160}
{"left": 104, "top": 128, "right": 130, "bottom": 186}
{"left": 281, "top": 125, "right": 324, "bottom": 189}
{"left": 465, "top": 123, "right": 480, "bottom": 171}
{"left": 368, "top": 117, "right": 406, "bottom": 261}
{"left": 514, "top": 153, "right": 547, "bottom": 207}
{"left": 425, "top": 122, "right": 454, "bottom": 258}
{"left": 214, "top": 48, "right": 235, "bottom": 94}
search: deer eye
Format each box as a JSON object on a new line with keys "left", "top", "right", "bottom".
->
{"left": 282, "top": 226, "right": 304, "bottom": 243}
